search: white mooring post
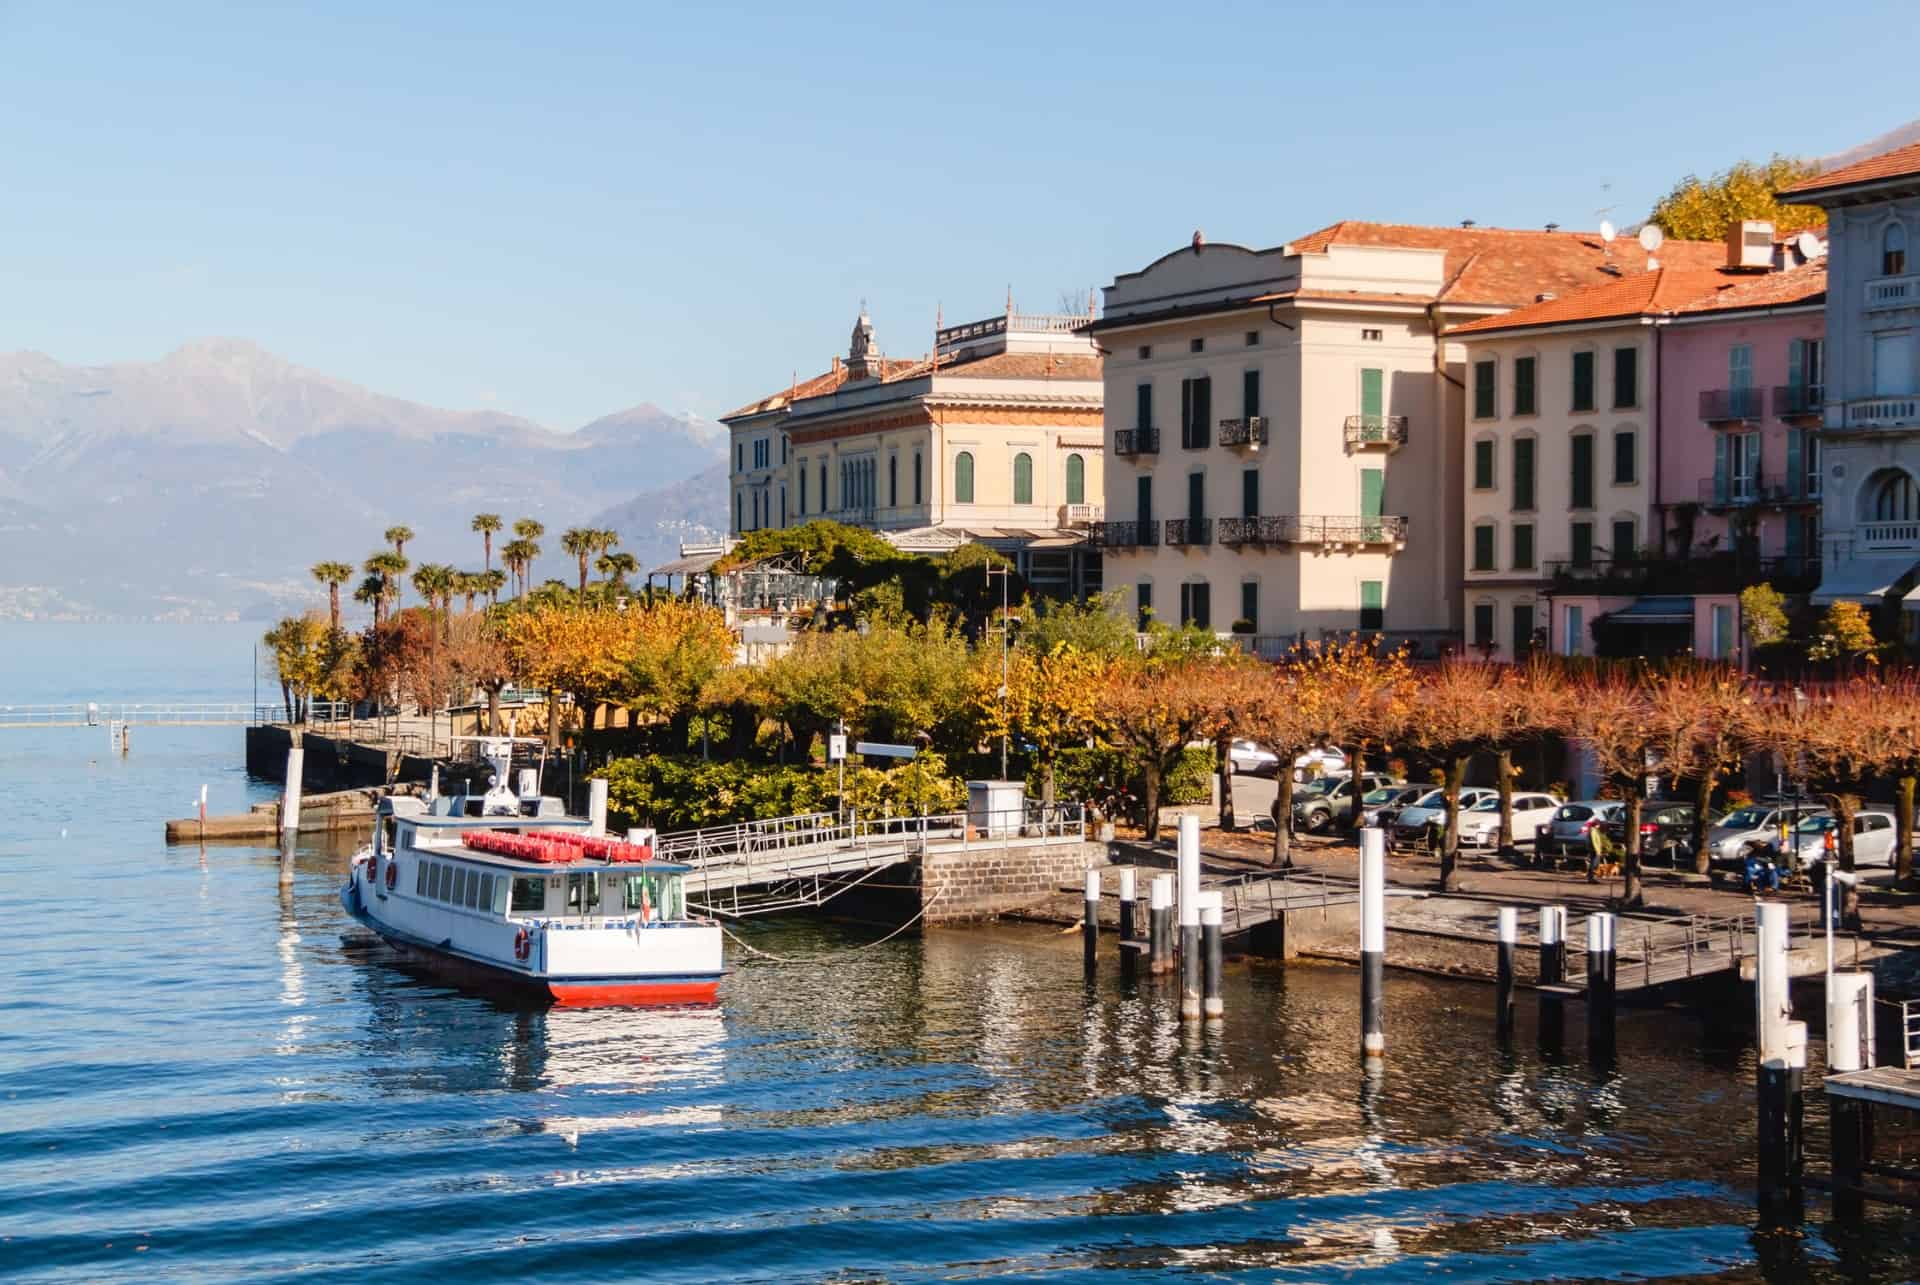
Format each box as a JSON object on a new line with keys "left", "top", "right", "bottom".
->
{"left": 1359, "top": 826, "right": 1386, "bottom": 1061}
{"left": 1538, "top": 905, "right": 1568, "bottom": 1050}
{"left": 1755, "top": 900, "right": 1806, "bottom": 1219}
{"left": 1200, "top": 891, "right": 1224, "bottom": 1020}
{"left": 1116, "top": 867, "right": 1138, "bottom": 977}
{"left": 281, "top": 746, "right": 305, "bottom": 832}
{"left": 1496, "top": 906, "right": 1518, "bottom": 1037}
{"left": 1178, "top": 816, "right": 1202, "bottom": 1020}
{"left": 428, "top": 764, "right": 440, "bottom": 800}
{"left": 1586, "top": 912, "right": 1617, "bottom": 1063}
{"left": 1083, "top": 869, "right": 1100, "bottom": 975}
{"left": 588, "top": 777, "right": 609, "bottom": 836}
{"left": 1149, "top": 875, "right": 1174, "bottom": 975}
{"left": 1828, "top": 971, "right": 1875, "bottom": 1074}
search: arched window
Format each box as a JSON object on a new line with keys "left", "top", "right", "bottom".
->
{"left": 1066, "top": 452, "right": 1085, "bottom": 504}
{"left": 1870, "top": 470, "right": 1920, "bottom": 522}
{"left": 1013, "top": 452, "right": 1033, "bottom": 505}
{"left": 954, "top": 451, "right": 975, "bottom": 504}
{"left": 1885, "top": 222, "right": 1908, "bottom": 277}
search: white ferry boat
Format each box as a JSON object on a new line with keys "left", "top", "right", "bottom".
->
{"left": 339, "top": 740, "right": 722, "bottom": 1006}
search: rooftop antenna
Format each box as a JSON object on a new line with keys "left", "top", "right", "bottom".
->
{"left": 932, "top": 303, "right": 943, "bottom": 372}
{"left": 1638, "top": 223, "right": 1664, "bottom": 271}
{"left": 1006, "top": 284, "right": 1014, "bottom": 316}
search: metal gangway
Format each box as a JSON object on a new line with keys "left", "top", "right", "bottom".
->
{"left": 1554, "top": 911, "right": 1763, "bottom": 994}
{"left": 654, "top": 804, "right": 1087, "bottom": 918}
{"left": 0, "top": 701, "right": 320, "bottom": 730}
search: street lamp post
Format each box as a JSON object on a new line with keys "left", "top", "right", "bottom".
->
{"left": 985, "top": 564, "right": 1015, "bottom": 780}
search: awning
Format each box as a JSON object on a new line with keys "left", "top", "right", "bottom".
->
{"left": 1811, "top": 558, "right": 1917, "bottom": 605}
{"left": 649, "top": 551, "right": 723, "bottom": 577}
{"left": 1608, "top": 595, "right": 1694, "bottom": 624}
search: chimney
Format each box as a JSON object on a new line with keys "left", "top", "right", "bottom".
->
{"left": 1726, "top": 220, "right": 1774, "bottom": 271}
{"left": 1536, "top": 292, "right": 1557, "bottom": 303}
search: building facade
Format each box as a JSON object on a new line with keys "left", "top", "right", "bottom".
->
{"left": 1087, "top": 223, "right": 1720, "bottom": 655}
{"left": 720, "top": 309, "right": 1105, "bottom": 599}
{"left": 1781, "top": 143, "right": 1920, "bottom": 628}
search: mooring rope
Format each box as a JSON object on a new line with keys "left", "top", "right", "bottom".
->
{"left": 718, "top": 885, "right": 948, "bottom": 965}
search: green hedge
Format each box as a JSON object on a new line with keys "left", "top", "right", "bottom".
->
{"left": 1051, "top": 744, "right": 1212, "bottom": 806}
{"left": 596, "top": 752, "right": 966, "bottom": 832}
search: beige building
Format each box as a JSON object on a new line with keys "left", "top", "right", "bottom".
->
{"left": 1087, "top": 223, "right": 1717, "bottom": 653}
{"left": 721, "top": 308, "right": 1105, "bottom": 598}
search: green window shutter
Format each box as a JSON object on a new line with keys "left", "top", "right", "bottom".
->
{"left": 954, "top": 451, "right": 974, "bottom": 504}
{"left": 1244, "top": 369, "right": 1261, "bottom": 418}
{"left": 1514, "top": 357, "right": 1536, "bottom": 415}
{"left": 1136, "top": 382, "right": 1153, "bottom": 428}
{"left": 1473, "top": 439, "right": 1495, "bottom": 489}
{"left": 1787, "top": 339, "right": 1806, "bottom": 389}
{"left": 1240, "top": 581, "right": 1258, "bottom": 632}
{"left": 1473, "top": 360, "right": 1495, "bottom": 418}
{"left": 1360, "top": 367, "right": 1384, "bottom": 422}
{"left": 1473, "top": 524, "right": 1495, "bottom": 571}
{"left": 1473, "top": 603, "right": 1495, "bottom": 646}
{"left": 1611, "top": 519, "right": 1636, "bottom": 559}
{"left": 1572, "top": 521, "right": 1593, "bottom": 568}
{"left": 1242, "top": 468, "right": 1259, "bottom": 518}
{"left": 1713, "top": 432, "right": 1729, "bottom": 505}
{"left": 1013, "top": 452, "right": 1033, "bottom": 505}
{"left": 1785, "top": 513, "right": 1804, "bottom": 559}
{"left": 1571, "top": 434, "right": 1594, "bottom": 509}
{"left": 1193, "top": 582, "right": 1210, "bottom": 630}
{"left": 1136, "top": 583, "right": 1153, "bottom": 630}
{"left": 1180, "top": 379, "right": 1193, "bottom": 445}
{"left": 1614, "top": 429, "right": 1636, "bottom": 485}
{"left": 1513, "top": 522, "right": 1535, "bottom": 570}
{"left": 1359, "top": 580, "right": 1384, "bottom": 630}
{"left": 1785, "top": 431, "right": 1803, "bottom": 501}
{"left": 1614, "top": 347, "right": 1638, "bottom": 408}
{"left": 1512, "top": 438, "right": 1535, "bottom": 511}
{"left": 914, "top": 453, "right": 923, "bottom": 505}
{"left": 1196, "top": 378, "right": 1211, "bottom": 446}
{"left": 1512, "top": 604, "right": 1534, "bottom": 656}
{"left": 1729, "top": 344, "right": 1752, "bottom": 389}
{"left": 1360, "top": 468, "right": 1384, "bottom": 519}
{"left": 1187, "top": 471, "right": 1205, "bottom": 522}
{"left": 1572, "top": 350, "right": 1595, "bottom": 411}
{"left": 1136, "top": 475, "right": 1153, "bottom": 525}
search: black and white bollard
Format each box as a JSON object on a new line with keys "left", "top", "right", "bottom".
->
{"left": 1200, "top": 892, "right": 1224, "bottom": 1020}
{"left": 1178, "top": 816, "right": 1202, "bottom": 1021}
{"left": 1496, "top": 906, "right": 1518, "bottom": 1037}
{"left": 1538, "top": 905, "right": 1567, "bottom": 1051}
{"left": 1117, "top": 867, "right": 1138, "bottom": 977}
{"left": 1359, "top": 826, "right": 1386, "bottom": 1062}
{"left": 1754, "top": 901, "right": 1806, "bottom": 1220}
{"left": 281, "top": 746, "right": 305, "bottom": 833}
{"left": 1149, "top": 875, "right": 1174, "bottom": 975}
{"left": 1083, "top": 869, "right": 1100, "bottom": 975}
{"left": 1586, "top": 912, "right": 1616, "bottom": 1064}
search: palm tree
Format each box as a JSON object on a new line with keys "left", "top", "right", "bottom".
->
{"left": 513, "top": 517, "right": 544, "bottom": 543}
{"left": 310, "top": 560, "right": 354, "bottom": 632}
{"left": 501, "top": 538, "right": 538, "bottom": 598}
{"left": 384, "top": 525, "right": 416, "bottom": 560}
{"left": 561, "top": 528, "right": 595, "bottom": 600}
{"left": 366, "top": 551, "right": 409, "bottom": 617}
{"left": 412, "top": 563, "right": 457, "bottom": 616}
{"left": 454, "top": 570, "right": 481, "bottom": 613}
{"left": 472, "top": 513, "right": 503, "bottom": 572}
{"left": 596, "top": 550, "right": 638, "bottom": 596}
{"left": 477, "top": 568, "right": 508, "bottom": 608}
{"left": 353, "top": 574, "right": 387, "bottom": 627}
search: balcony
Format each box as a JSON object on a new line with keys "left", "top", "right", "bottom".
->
{"left": 1548, "top": 553, "right": 1819, "bottom": 595}
{"left": 1344, "top": 415, "right": 1408, "bottom": 449}
{"left": 1866, "top": 274, "right": 1920, "bottom": 311}
{"left": 1217, "top": 416, "right": 1269, "bottom": 448}
{"left": 1163, "top": 517, "right": 1213, "bottom": 547}
{"left": 1114, "top": 428, "right": 1160, "bottom": 457}
{"left": 1841, "top": 397, "right": 1920, "bottom": 430}
{"left": 1861, "top": 521, "right": 1920, "bottom": 552}
{"left": 1772, "top": 384, "right": 1824, "bottom": 419}
{"left": 1089, "top": 520, "right": 1158, "bottom": 550}
{"left": 1697, "top": 472, "right": 1818, "bottom": 508}
{"left": 1215, "top": 514, "right": 1408, "bottom": 549}
{"left": 1699, "top": 387, "right": 1765, "bottom": 423}
{"left": 1057, "top": 503, "right": 1104, "bottom": 528}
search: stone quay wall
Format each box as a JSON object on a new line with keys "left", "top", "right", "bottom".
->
{"left": 920, "top": 839, "right": 1107, "bottom": 924}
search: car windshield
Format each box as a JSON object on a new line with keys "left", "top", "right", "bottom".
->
{"left": 1793, "top": 815, "right": 1838, "bottom": 833}
{"left": 1719, "top": 807, "right": 1771, "bottom": 829}
{"left": 1554, "top": 805, "right": 1592, "bottom": 822}
{"left": 1362, "top": 787, "right": 1402, "bottom": 805}
{"left": 1297, "top": 779, "right": 1338, "bottom": 798}
{"left": 1467, "top": 797, "right": 1500, "bottom": 812}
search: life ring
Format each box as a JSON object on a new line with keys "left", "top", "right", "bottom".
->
{"left": 385, "top": 859, "right": 398, "bottom": 891}
{"left": 514, "top": 927, "right": 531, "bottom": 962}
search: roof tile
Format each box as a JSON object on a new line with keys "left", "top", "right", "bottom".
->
{"left": 1780, "top": 141, "right": 1920, "bottom": 197}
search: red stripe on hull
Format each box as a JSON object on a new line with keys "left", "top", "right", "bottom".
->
{"left": 548, "top": 979, "right": 721, "bottom": 1007}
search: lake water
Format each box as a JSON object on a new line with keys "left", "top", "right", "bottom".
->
{"left": 4, "top": 623, "right": 1920, "bottom": 1281}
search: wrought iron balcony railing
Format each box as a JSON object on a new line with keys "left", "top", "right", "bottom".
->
{"left": 1699, "top": 387, "right": 1765, "bottom": 422}
{"left": 1215, "top": 515, "right": 1408, "bottom": 548}
{"left": 1772, "top": 384, "right": 1824, "bottom": 418}
{"left": 1163, "top": 517, "right": 1213, "bottom": 547}
{"left": 1114, "top": 428, "right": 1160, "bottom": 456}
{"left": 1216, "top": 416, "right": 1269, "bottom": 448}
{"left": 1343, "top": 415, "right": 1409, "bottom": 448}
{"left": 1089, "top": 520, "right": 1158, "bottom": 549}
{"left": 1697, "top": 473, "right": 1819, "bottom": 507}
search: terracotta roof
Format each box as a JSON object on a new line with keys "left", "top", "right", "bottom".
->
{"left": 722, "top": 358, "right": 919, "bottom": 421}
{"left": 1780, "top": 141, "right": 1920, "bottom": 198}
{"left": 1282, "top": 221, "right": 1725, "bottom": 308}
{"left": 932, "top": 351, "right": 1102, "bottom": 380}
{"left": 1447, "top": 261, "right": 1826, "bottom": 337}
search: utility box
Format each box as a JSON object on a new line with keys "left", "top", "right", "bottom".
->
{"left": 967, "top": 780, "right": 1025, "bottom": 838}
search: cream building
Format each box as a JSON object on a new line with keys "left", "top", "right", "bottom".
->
{"left": 1088, "top": 224, "right": 1710, "bottom": 653}
{"left": 720, "top": 308, "right": 1105, "bottom": 599}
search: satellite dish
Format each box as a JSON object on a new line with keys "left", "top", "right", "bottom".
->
{"left": 1638, "top": 224, "right": 1664, "bottom": 253}
{"left": 1598, "top": 220, "right": 1617, "bottom": 244}
{"left": 1797, "top": 231, "right": 1826, "bottom": 260}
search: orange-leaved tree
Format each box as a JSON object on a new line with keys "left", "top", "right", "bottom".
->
{"left": 1297, "top": 636, "right": 1415, "bottom": 839}
{"left": 1102, "top": 654, "right": 1215, "bottom": 841}
{"left": 1398, "top": 658, "right": 1521, "bottom": 892}
{"left": 1643, "top": 664, "right": 1757, "bottom": 877}
{"left": 500, "top": 601, "right": 646, "bottom": 746}
{"left": 1563, "top": 667, "right": 1663, "bottom": 905}
{"left": 1235, "top": 661, "right": 1330, "bottom": 867}
{"left": 975, "top": 641, "right": 1116, "bottom": 808}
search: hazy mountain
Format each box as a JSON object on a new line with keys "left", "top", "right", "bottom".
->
{"left": 0, "top": 339, "right": 725, "bottom": 619}
{"left": 588, "top": 461, "right": 730, "bottom": 577}
{"left": 1820, "top": 119, "right": 1920, "bottom": 171}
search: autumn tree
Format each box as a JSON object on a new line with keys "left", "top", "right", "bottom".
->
{"left": 1564, "top": 670, "right": 1662, "bottom": 906}
{"left": 1648, "top": 155, "right": 1825, "bottom": 242}
{"left": 1399, "top": 659, "right": 1521, "bottom": 892}
{"left": 1235, "top": 664, "right": 1329, "bottom": 867}
{"left": 1741, "top": 583, "right": 1790, "bottom": 650}
{"left": 1493, "top": 661, "right": 1573, "bottom": 853}
{"left": 499, "top": 602, "right": 646, "bottom": 746}
{"left": 623, "top": 598, "right": 738, "bottom": 747}
{"left": 1809, "top": 601, "right": 1878, "bottom": 666}
{"left": 1189, "top": 651, "right": 1267, "bottom": 830}
{"left": 446, "top": 610, "right": 518, "bottom": 735}
{"left": 974, "top": 641, "right": 1115, "bottom": 807}
{"left": 1296, "top": 636, "right": 1415, "bottom": 839}
{"left": 1102, "top": 656, "right": 1214, "bottom": 841}
{"left": 263, "top": 613, "right": 331, "bottom": 722}
{"left": 1644, "top": 665, "right": 1757, "bottom": 877}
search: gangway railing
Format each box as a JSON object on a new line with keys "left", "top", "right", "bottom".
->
{"left": 0, "top": 702, "right": 281, "bottom": 729}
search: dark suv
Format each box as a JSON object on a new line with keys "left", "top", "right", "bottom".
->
{"left": 1289, "top": 773, "right": 1399, "bottom": 833}
{"left": 1603, "top": 802, "right": 1705, "bottom": 866}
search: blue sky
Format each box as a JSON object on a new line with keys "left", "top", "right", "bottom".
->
{"left": 0, "top": 0, "right": 1908, "bottom": 429}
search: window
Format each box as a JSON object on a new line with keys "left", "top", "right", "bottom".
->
{"left": 1512, "top": 437, "right": 1536, "bottom": 511}
{"left": 1245, "top": 330, "right": 1261, "bottom": 346}
{"left": 1473, "top": 602, "right": 1496, "bottom": 647}
{"left": 954, "top": 451, "right": 974, "bottom": 504}
{"left": 1802, "top": 432, "right": 1821, "bottom": 499}
{"left": 1190, "top": 337, "right": 1205, "bottom": 354}
{"left": 1361, "top": 328, "right": 1383, "bottom": 342}
{"left": 1136, "top": 382, "right": 1153, "bottom": 428}
{"left": 1243, "top": 369, "right": 1260, "bottom": 418}
{"left": 889, "top": 455, "right": 897, "bottom": 506}
{"left": 799, "top": 467, "right": 808, "bottom": 514}
{"left": 1472, "top": 523, "right": 1496, "bottom": 571}
{"left": 1013, "top": 452, "right": 1034, "bottom": 505}
{"left": 1710, "top": 604, "right": 1735, "bottom": 661}
{"left": 1612, "top": 429, "right": 1637, "bottom": 485}
{"left": 1571, "top": 521, "right": 1594, "bottom": 569}
{"left": 1512, "top": 522, "right": 1535, "bottom": 571}
{"left": 1571, "top": 350, "right": 1596, "bottom": 412}
{"left": 1359, "top": 580, "right": 1384, "bottom": 631}
{"left": 1871, "top": 470, "right": 1920, "bottom": 521}
{"left": 1729, "top": 430, "right": 1760, "bottom": 501}
{"left": 1179, "top": 581, "right": 1211, "bottom": 629}
{"left": 753, "top": 438, "right": 769, "bottom": 469}
{"left": 1473, "top": 359, "right": 1496, "bottom": 418}
{"left": 1136, "top": 475, "right": 1153, "bottom": 525}
{"left": 1886, "top": 222, "right": 1909, "bottom": 277}
{"left": 734, "top": 492, "right": 742, "bottom": 532}
{"left": 1729, "top": 342, "right": 1752, "bottom": 391}
{"left": 1359, "top": 468, "right": 1384, "bottom": 531}
{"left": 1613, "top": 346, "right": 1638, "bottom": 408}
{"left": 1875, "top": 331, "right": 1914, "bottom": 397}
{"left": 1512, "top": 603, "right": 1535, "bottom": 658}
{"left": 1240, "top": 581, "right": 1258, "bottom": 632}
{"left": 1242, "top": 468, "right": 1259, "bottom": 518}
{"left": 735, "top": 442, "right": 743, "bottom": 470}
{"left": 1562, "top": 604, "right": 1585, "bottom": 657}
{"left": 1513, "top": 356, "right": 1537, "bottom": 415}
{"left": 914, "top": 452, "right": 923, "bottom": 505}
{"left": 1066, "top": 453, "right": 1085, "bottom": 505}
{"left": 781, "top": 436, "right": 788, "bottom": 464}
{"left": 820, "top": 462, "right": 828, "bottom": 510}
{"left": 1472, "top": 439, "right": 1495, "bottom": 490}
{"left": 779, "top": 488, "right": 786, "bottom": 526}
{"left": 511, "top": 875, "right": 545, "bottom": 912}
{"left": 1137, "top": 345, "right": 1152, "bottom": 360}
{"left": 1187, "top": 471, "right": 1205, "bottom": 522}
{"left": 466, "top": 871, "right": 482, "bottom": 910}
{"left": 1180, "top": 377, "right": 1212, "bottom": 449}
{"left": 415, "top": 861, "right": 428, "bottom": 895}
{"left": 1570, "top": 433, "right": 1594, "bottom": 509}
{"left": 1611, "top": 518, "right": 1636, "bottom": 560}
{"left": 1136, "top": 582, "right": 1153, "bottom": 630}
{"left": 452, "top": 866, "right": 466, "bottom": 905}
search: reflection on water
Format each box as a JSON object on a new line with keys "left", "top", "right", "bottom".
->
{"left": 8, "top": 715, "right": 1920, "bottom": 1279}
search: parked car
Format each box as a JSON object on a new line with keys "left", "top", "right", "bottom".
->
{"left": 1457, "top": 792, "right": 1564, "bottom": 850}
{"left": 1359, "top": 783, "right": 1434, "bottom": 830}
{"left": 1390, "top": 787, "right": 1497, "bottom": 848}
{"left": 1291, "top": 772, "right": 1400, "bottom": 833}
{"left": 1600, "top": 801, "right": 1709, "bottom": 866}
{"left": 1766, "top": 810, "right": 1901, "bottom": 871}
{"left": 1228, "top": 740, "right": 1280, "bottom": 776}
{"left": 1293, "top": 745, "right": 1348, "bottom": 782}
{"left": 1706, "top": 799, "right": 1824, "bottom": 868}
{"left": 1537, "top": 801, "right": 1626, "bottom": 859}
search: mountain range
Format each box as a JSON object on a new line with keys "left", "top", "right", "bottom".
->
{"left": 0, "top": 339, "right": 727, "bottom": 620}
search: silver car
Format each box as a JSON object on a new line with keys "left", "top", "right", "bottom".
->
{"left": 1708, "top": 803, "right": 1821, "bottom": 865}
{"left": 1391, "top": 787, "right": 1497, "bottom": 847}
{"left": 1538, "top": 801, "right": 1626, "bottom": 858}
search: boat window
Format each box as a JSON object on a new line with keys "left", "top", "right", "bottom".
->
{"left": 478, "top": 873, "right": 494, "bottom": 911}
{"left": 465, "top": 871, "right": 482, "bottom": 909}
{"left": 511, "top": 876, "right": 545, "bottom": 913}
{"left": 436, "top": 863, "right": 450, "bottom": 902}
{"left": 427, "top": 863, "right": 441, "bottom": 900}
{"left": 491, "top": 877, "right": 509, "bottom": 914}
{"left": 415, "top": 861, "right": 427, "bottom": 896}
{"left": 453, "top": 866, "right": 468, "bottom": 905}
{"left": 382, "top": 817, "right": 398, "bottom": 853}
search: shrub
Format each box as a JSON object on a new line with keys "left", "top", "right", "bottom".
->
{"left": 596, "top": 753, "right": 966, "bottom": 832}
{"left": 1050, "top": 744, "right": 1212, "bottom": 806}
